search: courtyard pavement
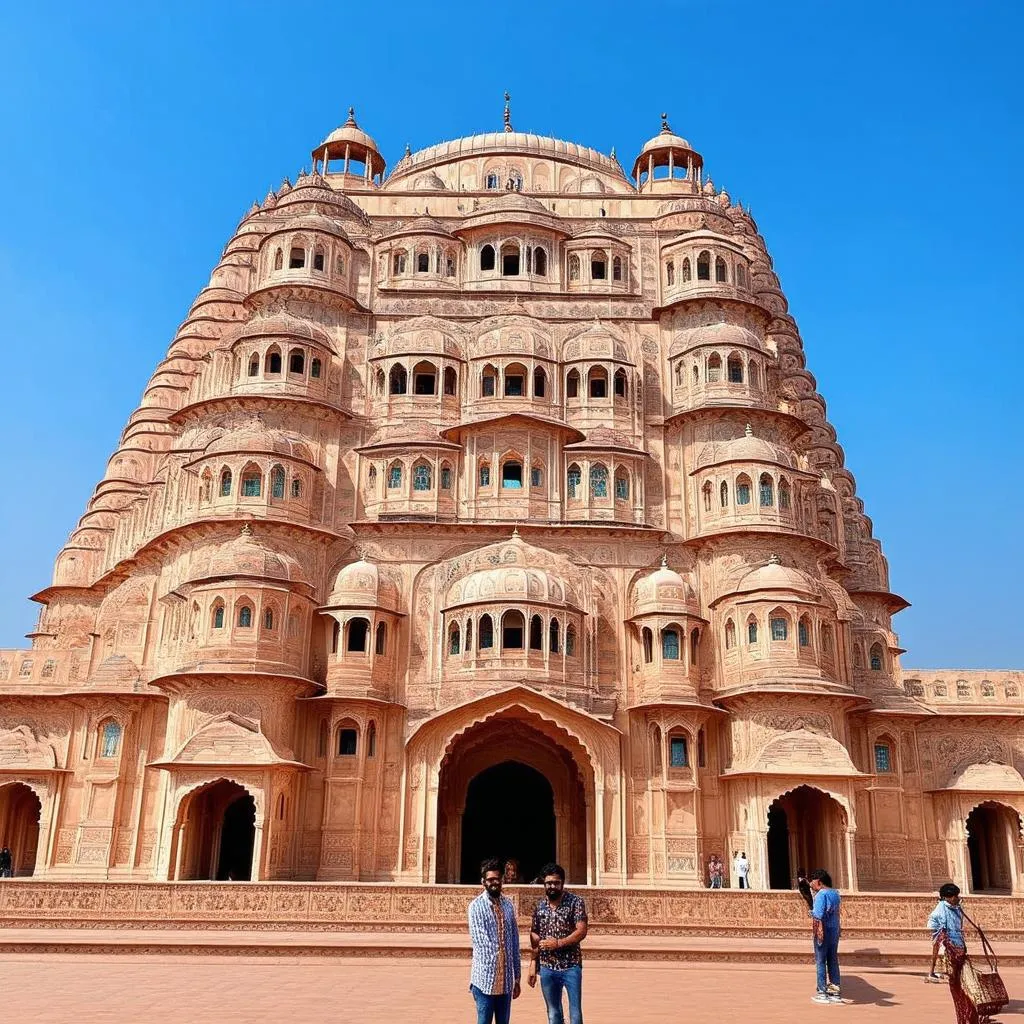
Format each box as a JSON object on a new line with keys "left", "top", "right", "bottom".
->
{"left": 2, "top": 954, "right": 1022, "bottom": 1022}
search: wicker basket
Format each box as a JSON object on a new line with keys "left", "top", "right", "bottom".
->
{"left": 961, "top": 910, "right": 1010, "bottom": 1018}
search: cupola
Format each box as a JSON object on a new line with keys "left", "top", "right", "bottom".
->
{"left": 632, "top": 115, "right": 704, "bottom": 193}
{"left": 313, "top": 108, "right": 386, "bottom": 186}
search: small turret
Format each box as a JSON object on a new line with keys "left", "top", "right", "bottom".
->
{"left": 631, "top": 114, "right": 704, "bottom": 193}
{"left": 312, "top": 107, "right": 386, "bottom": 187}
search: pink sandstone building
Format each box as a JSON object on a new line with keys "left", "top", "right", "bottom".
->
{"left": 1, "top": 107, "right": 1021, "bottom": 896}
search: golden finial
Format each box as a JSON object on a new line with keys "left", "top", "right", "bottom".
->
{"left": 503, "top": 91, "right": 513, "bottom": 133}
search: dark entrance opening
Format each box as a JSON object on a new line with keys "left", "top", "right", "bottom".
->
{"left": 966, "top": 802, "right": 1018, "bottom": 893}
{"left": 217, "top": 793, "right": 256, "bottom": 880}
{"left": 767, "top": 803, "right": 791, "bottom": 889}
{"left": 0, "top": 782, "right": 42, "bottom": 877}
{"left": 460, "top": 761, "right": 554, "bottom": 884}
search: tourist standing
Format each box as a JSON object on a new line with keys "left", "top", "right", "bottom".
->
{"left": 734, "top": 850, "right": 750, "bottom": 889}
{"left": 528, "top": 862, "right": 588, "bottom": 1024}
{"left": 708, "top": 853, "right": 723, "bottom": 889}
{"left": 468, "top": 858, "right": 521, "bottom": 1024}
{"left": 928, "top": 883, "right": 979, "bottom": 1022}
{"left": 810, "top": 869, "right": 842, "bottom": 1004}
{"left": 0, "top": 846, "right": 12, "bottom": 878}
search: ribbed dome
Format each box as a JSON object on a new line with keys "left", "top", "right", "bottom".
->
{"left": 411, "top": 171, "right": 447, "bottom": 190}
{"left": 379, "top": 214, "right": 455, "bottom": 241}
{"left": 320, "top": 108, "right": 380, "bottom": 153}
{"left": 669, "top": 323, "right": 765, "bottom": 358}
{"left": 273, "top": 212, "right": 352, "bottom": 240}
{"left": 206, "top": 427, "right": 315, "bottom": 464}
{"left": 696, "top": 425, "right": 796, "bottom": 470}
{"left": 201, "top": 524, "right": 307, "bottom": 585}
{"left": 228, "top": 313, "right": 333, "bottom": 349}
{"left": 733, "top": 555, "right": 819, "bottom": 597}
{"left": 562, "top": 323, "right": 632, "bottom": 363}
{"left": 631, "top": 557, "right": 700, "bottom": 617}
{"left": 477, "top": 192, "right": 554, "bottom": 216}
{"left": 326, "top": 560, "right": 400, "bottom": 612}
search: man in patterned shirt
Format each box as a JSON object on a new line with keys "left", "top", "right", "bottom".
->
{"left": 527, "top": 862, "right": 588, "bottom": 1024}
{"left": 468, "top": 858, "right": 521, "bottom": 1024}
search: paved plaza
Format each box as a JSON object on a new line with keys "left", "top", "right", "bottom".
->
{"left": 3, "top": 954, "right": 1020, "bottom": 1023}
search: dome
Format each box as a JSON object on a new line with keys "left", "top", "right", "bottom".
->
{"left": 411, "top": 171, "right": 447, "bottom": 190}
{"left": 379, "top": 213, "right": 455, "bottom": 241}
{"left": 443, "top": 531, "right": 579, "bottom": 611}
{"left": 320, "top": 107, "right": 380, "bottom": 154}
{"left": 326, "top": 560, "right": 401, "bottom": 612}
{"left": 632, "top": 116, "right": 703, "bottom": 180}
{"left": 269, "top": 212, "right": 352, "bottom": 241}
{"left": 313, "top": 108, "right": 385, "bottom": 177}
{"left": 732, "top": 555, "right": 820, "bottom": 598}
{"left": 570, "top": 223, "right": 620, "bottom": 242}
{"left": 228, "top": 313, "right": 334, "bottom": 350}
{"left": 669, "top": 323, "right": 765, "bottom": 358}
{"left": 631, "top": 557, "right": 700, "bottom": 618}
{"left": 562, "top": 323, "right": 632, "bottom": 363}
{"left": 565, "top": 426, "right": 645, "bottom": 454}
{"left": 695, "top": 425, "right": 796, "bottom": 471}
{"left": 201, "top": 524, "right": 307, "bottom": 585}
{"left": 457, "top": 192, "right": 566, "bottom": 234}
{"left": 478, "top": 192, "right": 552, "bottom": 216}
{"left": 945, "top": 762, "right": 1024, "bottom": 793}
{"left": 205, "top": 427, "right": 315, "bottom": 464}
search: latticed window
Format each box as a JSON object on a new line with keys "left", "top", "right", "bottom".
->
{"left": 748, "top": 620, "right": 758, "bottom": 644}
{"left": 264, "top": 609, "right": 274, "bottom": 630}
{"left": 567, "top": 466, "right": 581, "bottom": 498}
{"left": 874, "top": 743, "right": 892, "bottom": 774}
{"left": 531, "top": 466, "right": 542, "bottom": 487}
{"left": 242, "top": 473, "right": 261, "bottom": 497}
{"left": 799, "top": 620, "right": 810, "bottom": 646}
{"left": 590, "top": 465, "right": 609, "bottom": 498}
{"left": 479, "top": 464, "right": 491, "bottom": 487}
{"left": 720, "top": 481, "right": 729, "bottom": 508}
{"left": 291, "top": 478, "right": 302, "bottom": 498}
{"left": 662, "top": 629, "right": 680, "bottom": 660}
{"left": 449, "top": 625, "right": 461, "bottom": 655}
{"left": 220, "top": 470, "right": 232, "bottom": 496}
{"left": 388, "top": 465, "right": 402, "bottom": 489}
{"left": 213, "top": 605, "right": 224, "bottom": 629}
{"left": 770, "top": 617, "right": 788, "bottom": 641}
{"left": 725, "top": 620, "right": 736, "bottom": 649}
{"left": 441, "top": 467, "right": 452, "bottom": 489}
{"left": 871, "top": 644, "right": 884, "bottom": 671}
{"left": 271, "top": 466, "right": 285, "bottom": 499}
{"left": 736, "top": 480, "right": 751, "bottom": 505}
{"left": 100, "top": 721, "right": 121, "bottom": 758}
{"left": 615, "top": 473, "right": 630, "bottom": 500}
{"left": 779, "top": 480, "right": 791, "bottom": 510}
{"left": 238, "top": 606, "right": 253, "bottom": 628}
{"left": 413, "top": 464, "right": 431, "bottom": 491}
{"left": 759, "top": 474, "right": 774, "bottom": 507}
{"left": 669, "top": 737, "right": 688, "bottom": 768}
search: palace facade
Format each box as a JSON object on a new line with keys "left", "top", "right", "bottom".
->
{"left": 2, "top": 108, "right": 1022, "bottom": 894}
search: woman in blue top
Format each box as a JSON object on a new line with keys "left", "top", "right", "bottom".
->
{"left": 810, "top": 869, "right": 842, "bottom": 1004}
{"left": 927, "top": 883, "right": 978, "bottom": 1024}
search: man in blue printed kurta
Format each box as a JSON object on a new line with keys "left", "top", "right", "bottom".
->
{"left": 468, "top": 858, "right": 521, "bottom": 1024}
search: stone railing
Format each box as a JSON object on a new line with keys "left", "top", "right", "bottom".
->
{"left": 901, "top": 669, "right": 1024, "bottom": 708}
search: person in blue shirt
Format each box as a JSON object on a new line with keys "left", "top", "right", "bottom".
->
{"left": 810, "top": 869, "right": 842, "bottom": 1004}
{"left": 927, "top": 882, "right": 981, "bottom": 1023}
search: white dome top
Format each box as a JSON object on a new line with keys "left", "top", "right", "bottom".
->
{"left": 631, "top": 557, "right": 700, "bottom": 617}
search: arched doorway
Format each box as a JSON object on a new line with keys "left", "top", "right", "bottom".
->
{"left": 173, "top": 780, "right": 257, "bottom": 880}
{"left": 436, "top": 715, "right": 590, "bottom": 884}
{"left": 461, "top": 762, "right": 555, "bottom": 884}
{"left": 966, "top": 802, "right": 1020, "bottom": 893}
{"left": 767, "top": 786, "right": 848, "bottom": 889}
{"left": 0, "top": 783, "right": 42, "bottom": 877}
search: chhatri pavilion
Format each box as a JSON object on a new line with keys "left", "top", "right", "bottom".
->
{"left": 1, "top": 104, "right": 1021, "bottom": 895}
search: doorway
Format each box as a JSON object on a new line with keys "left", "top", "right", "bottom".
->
{"left": 460, "top": 761, "right": 555, "bottom": 884}
{"left": 0, "top": 782, "right": 42, "bottom": 877}
{"left": 767, "top": 786, "right": 848, "bottom": 889}
{"left": 766, "top": 803, "right": 791, "bottom": 890}
{"left": 967, "top": 802, "right": 1019, "bottom": 893}
{"left": 174, "top": 780, "right": 256, "bottom": 880}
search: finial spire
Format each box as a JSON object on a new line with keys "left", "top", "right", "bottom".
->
{"left": 744, "top": 423, "right": 753, "bottom": 437}
{"left": 610, "top": 145, "right": 617, "bottom": 160}
{"left": 661, "top": 112, "right": 671, "bottom": 133}
{"left": 344, "top": 106, "right": 357, "bottom": 126}
{"left": 660, "top": 553, "right": 669, "bottom": 569}
{"left": 511, "top": 524, "right": 520, "bottom": 539}
{"left": 768, "top": 553, "right": 781, "bottom": 566}
{"left": 503, "top": 91, "right": 513, "bottom": 133}
{"left": 241, "top": 522, "right": 253, "bottom": 537}
{"left": 404, "top": 142, "right": 411, "bottom": 158}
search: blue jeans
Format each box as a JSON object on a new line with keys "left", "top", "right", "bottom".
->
{"left": 814, "top": 931, "right": 841, "bottom": 993}
{"left": 470, "top": 986, "right": 511, "bottom": 1024}
{"left": 539, "top": 965, "right": 583, "bottom": 1024}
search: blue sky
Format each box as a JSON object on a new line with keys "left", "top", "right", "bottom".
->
{"left": 0, "top": 1, "right": 1020, "bottom": 666}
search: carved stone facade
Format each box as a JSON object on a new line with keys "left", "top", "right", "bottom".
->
{"left": 1, "top": 110, "right": 1021, "bottom": 893}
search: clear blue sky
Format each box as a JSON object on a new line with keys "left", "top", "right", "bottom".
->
{"left": 0, "top": 1, "right": 1020, "bottom": 667}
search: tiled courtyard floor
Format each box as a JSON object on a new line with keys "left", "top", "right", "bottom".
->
{"left": 3, "top": 954, "right": 1022, "bottom": 1023}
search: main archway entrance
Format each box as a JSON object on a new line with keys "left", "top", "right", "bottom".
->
{"left": 436, "top": 715, "right": 590, "bottom": 884}
{"left": 173, "top": 780, "right": 257, "bottom": 880}
{"left": 461, "top": 762, "right": 555, "bottom": 884}
{"left": 966, "top": 802, "right": 1020, "bottom": 893}
{"left": 767, "top": 786, "right": 848, "bottom": 889}
{"left": 0, "top": 783, "right": 42, "bottom": 877}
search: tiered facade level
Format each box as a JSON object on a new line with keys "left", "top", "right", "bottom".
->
{"left": 2, "top": 110, "right": 1022, "bottom": 895}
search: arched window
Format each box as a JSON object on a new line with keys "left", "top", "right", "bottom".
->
{"left": 669, "top": 735, "right": 689, "bottom": 768}
{"left": 331, "top": 620, "right": 340, "bottom": 654}
{"left": 367, "top": 721, "right": 377, "bottom": 757}
{"left": 779, "top": 478, "right": 791, "bottom": 511}
{"left": 590, "top": 464, "right": 609, "bottom": 498}
{"left": 501, "top": 610, "right": 525, "bottom": 649}
{"left": 533, "top": 367, "right": 547, "bottom": 397}
{"left": 100, "top": 720, "right": 122, "bottom": 758}
{"left": 735, "top": 474, "right": 752, "bottom": 505}
{"left": 266, "top": 348, "right": 282, "bottom": 374}
{"left": 529, "top": 614, "right": 543, "bottom": 651}
{"left": 692, "top": 364, "right": 699, "bottom": 385}
{"left": 416, "top": 251, "right": 429, "bottom": 273}
{"left": 291, "top": 477, "right": 302, "bottom": 498}
{"left": 289, "top": 247, "right": 305, "bottom": 269}
{"left": 264, "top": 607, "right": 275, "bottom": 630}
{"left": 662, "top": 628, "right": 680, "bottom": 660}
{"left": 375, "top": 621, "right": 386, "bottom": 655}
{"left": 720, "top": 481, "right": 729, "bottom": 508}
{"left": 289, "top": 348, "right": 305, "bottom": 374}
{"left": 591, "top": 253, "right": 607, "bottom": 280}
{"left": 238, "top": 604, "right": 253, "bottom": 628}
{"left": 448, "top": 621, "right": 461, "bottom": 655}
{"left": 870, "top": 643, "right": 884, "bottom": 671}
{"left": 337, "top": 727, "right": 357, "bottom": 756}
{"left": 443, "top": 366, "right": 457, "bottom": 396}
{"left": 465, "top": 618, "right": 473, "bottom": 651}
{"left": 642, "top": 626, "right": 653, "bottom": 663}
{"left": 212, "top": 603, "right": 225, "bottom": 629}
{"left": 588, "top": 366, "right": 608, "bottom": 398}
{"left": 501, "top": 242, "right": 520, "bottom": 276}
{"left": 271, "top": 465, "right": 285, "bottom": 499}
{"left": 241, "top": 465, "right": 262, "bottom": 497}
{"left": 274, "top": 248, "right": 283, "bottom": 271}
{"left": 697, "top": 250, "right": 711, "bottom": 281}
{"left": 389, "top": 364, "right": 408, "bottom": 395}
{"left": 675, "top": 363, "right": 683, "bottom": 386}
{"left": 615, "top": 470, "right": 630, "bottom": 501}
{"left": 747, "top": 617, "right": 758, "bottom": 644}
{"left": 566, "top": 369, "right": 580, "bottom": 398}
{"left": 485, "top": 172, "right": 499, "bottom": 190}
{"left": 666, "top": 260, "right": 675, "bottom": 286}
{"left": 347, "top": 618, "right": 369, "bottom": 653}
{"left": 481, "top": 365, "right": 497, "bottom": 397}
{"left": 565, "top": 624, "right": 577, "bottom": 656}
{"left": 681, "top": 257, "right": 691, "bottom": 282}
{"left": 374, "top": 368, "right": 386, "bottom": 394}
{"left": 480, "top": 244, "right": 496, "bottom": 271}
{"left": 770, "top": 614, "right": 789, "bottom": 641}
{"left": 568, "top": 253, "right": 580, "bottom": 281}
{"left": 727, "top": 354, "right": 743, "bottom": 383}
{"left": 798, "top": 615, "right": 811, "bottom": 647}
{"left": 534, "top": 247, "right": 548, "bottom": 277}
{"left": 691, "top": 627, "right": 700, "bottom": 664}
{"left": 702, "top": 480, "right": 713, "bottom": 512}
{"left": 725, "top": 619, "right": 736, "bottom": 649}
{"left": 440, "top": 464, "right": 453, "bottom": 490}
{"left": 387, "top": 463, "right": 403, "bottom": 489}
{"left": 759, "top": 473, "right": 774, "bottom": 507}
{"left": 248, "top": 353, "right": 259, "bottom": 377}
{"left": 530, "top": 464, "right": 543, "bottom": 487}
{"left": 567, "top": 464, "right": 581, "bottom": 498}
{"left": 479, "top": 614, "right": 494, "bottom": 649}
{"left": 501, "top": 460, "right": 523, "bottom": 488}
{"left": 219, "top": 468, "right": 232, "bottom": 497}
{"left": 934, "top": 681, "right": 947, "bottom": 697}
{"left": 478, "top": 461, "right": 491, "bottom": 487}
{"left": 613, "top": 368, "right": 628, "bottom": 399}
{"left": 612, "top": 255, "right": 622, "bottom": 281}
{"left": 715, "top": 256, "right": 728, "bottom": 283}
{"left": 413, "top": 361, "right": 437, "bottom": 395}
{"left": 413, "top": 463, "right": 432, "bottom": 491}
{"left": 445, "top": 253, "right": 456, "bottom": 277}
{"left": 392, "top": 250, "right": 407, "bottom": 275}
{"left": 549, "top": 618, "right": 560, "bottom": 653}
{"left": 874, "top": 741, "right": 893, "bottom": 774}
{"left": 504, "top": 362, "right": 527, "bottom": 396}
{"left": 698, "top": 727, "right": 706, "bottom": 768}
{"left": 706, "top": 353, "right": 722, "bottom": 382}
